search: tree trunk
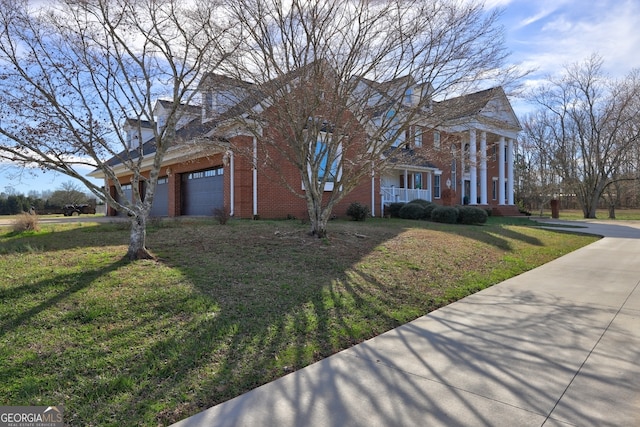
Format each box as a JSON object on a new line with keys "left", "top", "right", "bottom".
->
{"left": 308, "top": 207, "right": 329, "bottom": 238}
{"left": 608, "top": 203, "right": 616, "bottom": 219}
{"left": 583, "top": 206, "right": 597, "bottom": 219}
{"left": 127, "top": 214, "right": 155, "bottom": 261}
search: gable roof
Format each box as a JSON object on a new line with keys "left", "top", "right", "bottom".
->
{"left": 383, "top": 147, "right": 437, "bottom": 169}
{"left": 433, "top": 87, "right": 521, "bottom": 131}
{"left": 96, "top": 66, "right": 521, "bottom": 174}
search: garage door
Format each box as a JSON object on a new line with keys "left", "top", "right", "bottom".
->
{"left": 181, "top": 167, "right": 224, "bottom": 216}
{"left": 149, "top": 177, "right": 169, "bottom": 217}
{"left": 116, "top": 183, "right": 133, "bottom": 216}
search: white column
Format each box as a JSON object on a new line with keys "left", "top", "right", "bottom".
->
{"left": 498, "top": 136, "right": 505, "bottom": 205}
{"left": 404, "top": 169, "right": 409, "bottom": 201}
{"left": 480, "top": 132, "right": 487, "bottom": 205}
{"left": 507, "top": 138, "right": 515, "bottom": 205}
{"left": 469, "top": 129, "right": 477, "bottom": 205}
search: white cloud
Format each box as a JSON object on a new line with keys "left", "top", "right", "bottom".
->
{"left": 501, "top": 0, "right": 640, "bottom": 82}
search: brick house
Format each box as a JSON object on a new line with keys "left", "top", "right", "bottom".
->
{"left": 91, "top": 71, "right": 521, "bottom": 219}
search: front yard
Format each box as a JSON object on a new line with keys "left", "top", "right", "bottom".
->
{"left": 0, "top": 217, "right": 597, "bottom": 426}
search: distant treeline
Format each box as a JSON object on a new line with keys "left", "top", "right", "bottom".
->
{"left": 0, "top": 192, "right": 96, "bottom": 215}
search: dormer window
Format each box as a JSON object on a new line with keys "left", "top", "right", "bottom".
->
{"left": 405, "top": 87, "right": 413, "bottom": 105}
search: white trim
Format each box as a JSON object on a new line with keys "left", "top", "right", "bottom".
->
{"left": 88, "top": 142, "right": 227, "bottom": 179}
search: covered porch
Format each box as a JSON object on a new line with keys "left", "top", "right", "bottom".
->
{"left": 379, "top": 165, "right": 440, "bottom": 214}
{"left": 381, "top": 186, "right": 431, "bottom": 204}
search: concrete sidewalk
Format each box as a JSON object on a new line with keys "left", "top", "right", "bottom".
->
{"left": 171, "top": 220, "right": 640, "bottom": 427}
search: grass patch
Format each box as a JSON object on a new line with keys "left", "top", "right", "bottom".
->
{"left": 0, "top": 218, "right": 598, "bottom": 426}
{"left": 531, "top": 208, "right": 640, "bottom": 220}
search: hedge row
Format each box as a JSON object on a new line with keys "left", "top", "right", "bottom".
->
{"left": 386, "top": 199, "right": 488, "bottom": 225}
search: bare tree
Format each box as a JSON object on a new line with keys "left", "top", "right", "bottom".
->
{"left": 210, "top": 0, "right": 517, "bottom": 237}
{"left": 519, "top": 111, "right": 564, "bottom": 215}
{"left": 525, "top": 54, "right": 640, "bottom": 219}
{"left": 0, "top": 0, "right": 231, "bottom": 259}
{"left": 48, "top": 181, "right": 89, "bottom": 207}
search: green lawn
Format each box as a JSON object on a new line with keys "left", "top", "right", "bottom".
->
{"left": 0, "top": 217, "right": 598, "bottom": 426}
{"left": 529, "top": 208, "right": 640, "bottom": 220}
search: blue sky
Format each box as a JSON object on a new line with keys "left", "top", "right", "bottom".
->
{"left": 497, "top": 0, "right": 640, "bottom": 86}
{"left": 3, "top": 0, "right": 640, "bottom": 196}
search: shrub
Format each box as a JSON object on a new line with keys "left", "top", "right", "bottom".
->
{"left": 148, "top": 216, "right": 164, "bottom": 228}
{"left": 12, "top": 213, "right": 40, "bottom": 232}
{"left": 346, "top": 202, "right": 370, "bottom": 221}
{"left": 399, "top": 203, "right": 426, "bottom": 220}
{"left": 423, "top": 202, "right": 438, "bottom": 220}
{"left": 386, "top": 202, "right": 405, "bottom": 218}
{"left": 457, "top": 206, "right": 488, "bottom": 224}
{"left": 517, "top": 200, "right": 532, "bottom": 216}
{"left": 431, "top": 206, "right": 459, "bottom": 224}
{"left": 408, "top": 199, "right": 430, "bottom": 208}
{"left": 213, "top": 206, "right": 231, "bottom": 225}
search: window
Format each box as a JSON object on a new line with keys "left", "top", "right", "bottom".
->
{"left": 121, "top": 183, "right": 132, "bottom": 190}
{"left": 414, "top": 173, "right": 422, "bottom": 189}
{"left": 492, "top": 178, "right": 498, "bottom": 200}
{"left": 414, "top": 127, "right": 422, "bottom": 148}
{"left": 383, "top": 109, "right": 404, "bottom": 147}
{"left": 187, "top": 167, "right": 223, "bottom": 180}
{"left": 451, "top": 161, "right": 457, "bottom": 191}
{"left": 405, "top": 88, "right": 413, "bottom": 105}
{"left": 434, "top": 175, "right": 441, "bottom": 199}
{"left": 157, "top": 177, "right": 168, "bottom": 185}
{"left": 205, "top": 91, "right": 213, "bottom": 109}
{"left": 315, "top": 139, "right": 338, "bottom": 183}
{"left": 433, "top": 131, "right": 440, "bottom": 150}
{"left": 308, "top": 131, "right": 342, "bottom": 191}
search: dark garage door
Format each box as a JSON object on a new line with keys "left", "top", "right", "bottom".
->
{"left": 116, "top": 183, "right": 133, "bottom": 216}
{"left": 182, "top": 167, "right": 224, "bottom": 216}
{"left": 149, "top": 177, "right": 169, "bottom": 217}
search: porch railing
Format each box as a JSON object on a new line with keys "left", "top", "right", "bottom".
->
{"left": 381, "top": 187, "right": 431, "bottom": 205}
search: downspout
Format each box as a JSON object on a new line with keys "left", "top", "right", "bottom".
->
{"left": 229, "top": 150, "right": 235, "bottom": 217}
{"left": 371, "top": 161, "right": 376, "bottom": 217}
{"left": 253, "top": 136, "right": 258, "bottom": 217}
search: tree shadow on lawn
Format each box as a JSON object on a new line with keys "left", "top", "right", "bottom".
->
{"left": 0, "top": 259, "right": 129, "bottom": 336}
{"left": 109, "top": 221, "right": 566, "bottom": 425}
{"left": 0, "top": 220, "right": 405, "bottom": 425}
{"left": 0, "top": 222, "right": 131, "bottom": 254}
{"left": 443, "top": 221, "right": 597, "bottom": 253}
{"left": 0, "top": 218, "right": 598, "bottom": 426}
